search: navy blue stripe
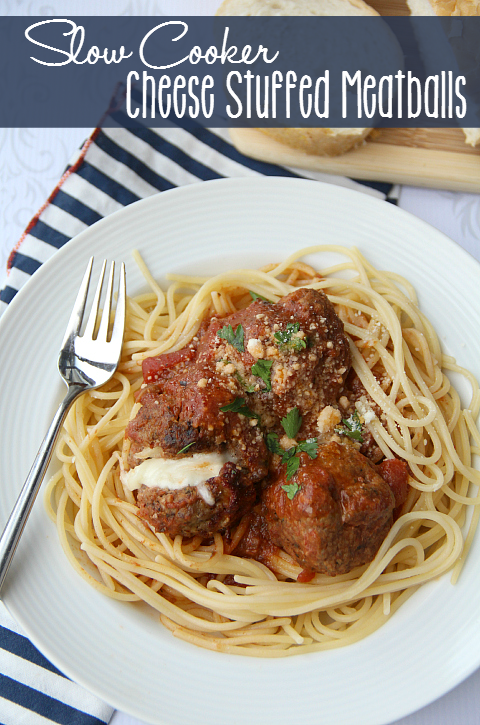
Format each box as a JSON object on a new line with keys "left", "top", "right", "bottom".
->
{"left": 75, "top": 161, "right": 140, "bottom": 207}
{"left": 120, "top": 98, "right": 302, "bottom": 178}
{"left": 0, "top": 673, "right": 107, "bottom": 725}
{"left": 111, "top": 112, "right": 224, "bottom": 182}
{"left": 0, "top": 286, "right": 18, "bottom": 304}
{"left": 51, "top": 190, "right": 103, "bottom": 227}
{"left": 120, "top": 104, "right": 391, "bottom": 196}
{"left": 29, "top": 220, "right": 70, "bottom": 250}
{"left": 94, "top": 130, "right": 175, "bottom": 192}
{"left": 0, "top": 625, "right": 65, "bottom": 678}
{"left": 8, "top": 252, "right": 42, "bottom": 277}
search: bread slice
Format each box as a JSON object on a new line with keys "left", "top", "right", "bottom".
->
{"left": 217, "top": 0, "right": 378, "bottom": 157}
{"left": 463, "top": 128, "right": 480, "bottom": 146}
{"left": 406, "top": 0, "right": 436, "bottom": 13}
{"left": 252, "top": 127, "right": 373, "bottom": 156}
{"left": 407, "top": 0, "right": 480, "bottom": 145}
{"left": 217, "top": 0, "right": 378, "bottom": 16}
{"left": 407, "top": 0, "right": 480, "bottom": 13}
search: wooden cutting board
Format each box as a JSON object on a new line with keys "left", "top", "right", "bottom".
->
{"left": 229, "top": 128, "right": 480, "bottom": 192}
{"left": 228, "top": 0, "right": 480, "bottom": 192}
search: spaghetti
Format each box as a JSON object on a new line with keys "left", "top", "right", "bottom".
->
{"left": 45, "top": 245, "right": 480, "bottom": 656}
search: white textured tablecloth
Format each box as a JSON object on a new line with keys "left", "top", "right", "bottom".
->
{"left": 1, "top": 2, "right": 480, "bottom": 725}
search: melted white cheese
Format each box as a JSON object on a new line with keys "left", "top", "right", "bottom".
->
{"left": 122, "top": 452, "right": 233, "bottom": 506}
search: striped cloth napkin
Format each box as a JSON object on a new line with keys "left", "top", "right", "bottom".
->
{"left": 0, "top": 120, "right": 396, "bottom": 312}
{"left": 0, "top": 115, "right": 396, "bottom": 723}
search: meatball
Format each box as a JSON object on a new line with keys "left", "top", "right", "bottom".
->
{"left": 126, "top": 365, "right": 268, "bottom": 480}
{"left": 124, "top": 287, "right": 351, "bottom": 541}
{"left": 125, "top": 367, "right": 268, "bottom": 537}
{"left": 262, "top": 441, "right": 395, "bottom": 576}
{"left": 126, "top": 360, "right": 268, "bottom": 539}
{"left": 377, "top": 458, "right": 409, "bottom": 516}
{"left": 196, "top": 287, "right": 351, "bottom": 436}
{"left": 137, "top": 462, "right": 256, "bottom": 538}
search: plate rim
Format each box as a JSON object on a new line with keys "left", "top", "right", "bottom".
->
{"left": 1, "top": 176, "right": 480, "bottom": 725}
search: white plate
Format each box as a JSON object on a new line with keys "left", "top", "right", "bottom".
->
{"left": 1, "top": 178, "right": 479, "bottom": 725}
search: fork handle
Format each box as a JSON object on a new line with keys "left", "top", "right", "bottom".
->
{"left": 0, "top": 383, "right": 85, "bottom": 594}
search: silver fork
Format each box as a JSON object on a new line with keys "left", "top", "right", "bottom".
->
{"left": 0, "top": 257, "right": 126, "bottom": 593}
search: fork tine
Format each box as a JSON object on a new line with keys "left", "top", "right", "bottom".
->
{"left": 60, "top": 257, "right": 94, "bottom": 348}
{"left": 97, "top": 262, "right": 115, "bottom": 341}
{"left": 83, "top": 260, "right": 107, "bottom": 340}
{"left": 110, "top": 262, "right": 126, "bottom": 350}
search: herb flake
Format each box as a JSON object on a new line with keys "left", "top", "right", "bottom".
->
{"left": 296, "top": 438, "right": 318, "bottom": 459}
{"left": 220, "top": 397, "right": 260, "bottom": 421}
{"left": 265, "top": 426, "right": 318, "bottom": 486}
{"left": 281, "top": 446, "right": 297, "bottom": 464}
{"left": 266, "top": 432, "right": 283, "bottom": 455}
{"left": 335, "top": 411, "right": 364, "bottom": 443}
{"left": 249, "top": 291, "right": 271, "bottom": 303}
{"left": 217, "top": 323, "right": 244, "bottom": 353}
{"left": 282, "top": 480, "right": 301, "bottom": 498}
{"left": 251, "top": 359, "right": 273, "bottom": 391}
{"left": 176, "top": 442, "right": 195, "bottom": 455}
{"left": 274, "top": 323, "right": 307, "bottom": 353}
{"left": 281, "top": 407, "right": 302, "bottom": 440}
{"left": 285, "top": 457, "right": 301, "bottom": 480}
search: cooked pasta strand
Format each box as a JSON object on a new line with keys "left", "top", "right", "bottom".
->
{"left": 45, "top": 246, "right": 480, "bottom": 656}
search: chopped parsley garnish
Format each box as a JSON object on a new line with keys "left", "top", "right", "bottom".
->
{"left": 281, "top": 446, "right": 297, "bottom": 463}
{"left": 296, "top": 438, "right": 319, "bottom": 459}
{"left": 335, "top": 410, "right": 364, "bottom": 443}
{"left": 251, "top": 359, "right": 273, "bottom": 391}
{"left": 285, "top": 456, "right": 301, "bottom": 481}
{"left": 176, "top": 442, "right": 195, "bottom": 455}
{"left": 281, "top": 480, "right": 301, "bottom": 499}
{"left": 220, "top": 397, "right": 260, "bottom": 421}
{"left": 266, "top": 420, "right": 318, "bottom": 483}
{"left": 217, "top": 323, "right": 244, "bottom": 353}
{"left": 281, "top": 407, "right": 302, "bottom": 439}
{"left": 273, "top": 323, "right": 307, "bottom": 353}
{"left": 279, "top": 440, "right": 318, "bottom": 466}
{"left": 266, "top": 432, "right": 283, "bottom": 455}
{"left": 249, "top": 291, "right": 271, "bottom": 303}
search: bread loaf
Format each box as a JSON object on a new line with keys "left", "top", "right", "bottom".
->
{"left": 407, "top": 0, "right": 480, "bottom": 146}
{"left": 217, "top": 0, "right": 378, "bottom": 157}
{"left": 252, "top": 127, "right": 372, "bottom": 156}
{"left": 407, "top": 0, "right": 480, "bottom": 14}
{"left": 217, "top": 0, "right": 378, "bottom": 16}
